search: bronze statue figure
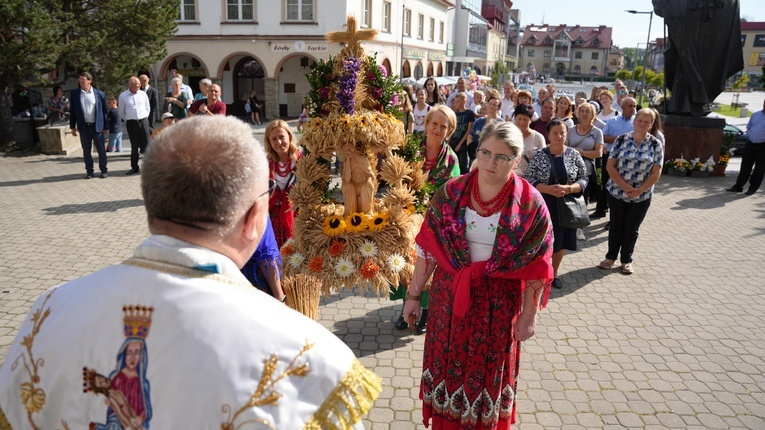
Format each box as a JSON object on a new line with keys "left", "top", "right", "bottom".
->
{"left": 653, "top": 0, "right": 744, "bottom": 116}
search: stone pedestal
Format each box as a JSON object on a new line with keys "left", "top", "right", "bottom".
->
{"left": 661, "top": 115, "right": 724, "bottom": 162}
{"left": 13, "top": 118, "right": 48, "bottom": 146}
{"left": 37, "top": 124, "right": 82, "bottom": 155}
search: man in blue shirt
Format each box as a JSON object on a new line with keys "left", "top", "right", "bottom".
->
{"left": 592, "top": 98, "right": 637, "bottom": 219}
{"left": 728, "top": 99, "right": 765, "bottom": 195}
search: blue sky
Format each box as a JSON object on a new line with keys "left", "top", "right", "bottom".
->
{"left": 510, "top": 0, "right": 761, "bottom": 49}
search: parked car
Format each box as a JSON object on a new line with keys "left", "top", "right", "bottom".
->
{"left": 724, "top": 123, "right": 748, "bottom": 155}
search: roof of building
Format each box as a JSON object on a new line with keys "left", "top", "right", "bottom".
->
{"left": 741, "top": 21, "right": 765, "bottom": 31}
{"left": 520, "top": 24, "right": 613, "bottom": 49}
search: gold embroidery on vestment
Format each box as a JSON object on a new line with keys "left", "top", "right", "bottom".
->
{"left": 303, "top": 358, "right": 382, "bottom": 430}
{"left": 10, "top": 291, "right": 53, "bottom": 429}
{"left": 220, "top": 341, "right": 314, "bottom": 429}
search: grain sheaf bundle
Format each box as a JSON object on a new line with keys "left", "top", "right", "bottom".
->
{"left": 282, "top": 16, "right": 430, "bottom": 318}
{"left": 283, "top": 274, "right": 322, "bottom": 320}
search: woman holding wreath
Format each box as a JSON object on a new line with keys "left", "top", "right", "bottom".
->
{"left": 525, "top": 119, "right": 588, "bottom": 290}
{"left": 392, "top": 105, "right": 460, "bottom": 334}
{"left": 264, "top": 120, "right": 302, "bottom": 247}
{"left": 403, "top": 121, "right": 553, "bottom": 429}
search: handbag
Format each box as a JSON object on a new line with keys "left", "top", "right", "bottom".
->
{"left": 545, "top": 148, "right": 591, "bottom": 229}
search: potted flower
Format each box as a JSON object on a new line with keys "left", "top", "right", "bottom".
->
{"left": 690, "top": 156, "right": 715, "bottom": 177}
{"left": 665, "top": 154, "right": 692, "bottom": 177}
{"left": 713, "top": 133, "right": 736, "bottom": 176}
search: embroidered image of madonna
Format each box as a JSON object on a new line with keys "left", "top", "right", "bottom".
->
{"left": 84, "top": 306, "right": 153, "bottom": 430}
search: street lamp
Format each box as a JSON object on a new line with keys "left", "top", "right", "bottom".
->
{"left": 626, "top": 9, "right": 653, "bottom": 107}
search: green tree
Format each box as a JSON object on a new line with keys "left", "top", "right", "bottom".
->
{"left": 632, "top": 66, "right": 645, "bottom": 82}
{"left": 491, "top": 60, "right": 509, "bottom": 87}
{"left": 615, "top": 69, "right": 632, "bottom": 82}
{"left": 1, "top": 0, "right": 179, "bottom": 149}
{"left": 650, "top": 71, "right": 665, "bottom": 88}
{"left": 760, "top": 65, "right": 765, "bottom": 90}
{"left": 730, "top": 73, "right": 749, "bottom": 91}
{"left": 0, "top": 0, "right": 64, "bottom": 149}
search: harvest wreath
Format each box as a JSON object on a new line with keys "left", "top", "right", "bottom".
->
{"left": 281, "top": 17, "right": 431, "bottom": 317}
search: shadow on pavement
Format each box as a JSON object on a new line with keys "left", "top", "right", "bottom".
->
{"left": 42, "top": 199, "right": 144, "bottom": 215}
{"left": 552, "top": 265, "right": 613, "bottom": 298}
{"left": 321, "top": 290, "right": 417, "bottom": 357}
{"left": 671, "top": 190, "right": 750, "bottom": 210}
{"left": 0, "top": 173, "right": 89, "bottom": 187}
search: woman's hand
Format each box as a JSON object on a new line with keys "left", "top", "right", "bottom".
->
{"left": 402, "top": 299, "right": 421, "bottom": 324}
{"left": 546, "top": 184, "right": 569, "bottom": 197}
{"left": 514, "top": 309, "right": 537, "bottom": 341}
{"left": 625, "top": 187, "right": 643, "bottom": 198}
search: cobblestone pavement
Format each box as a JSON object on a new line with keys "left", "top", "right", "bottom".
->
{"left": 1, "top": 140, "right": 764, "bottom": 429}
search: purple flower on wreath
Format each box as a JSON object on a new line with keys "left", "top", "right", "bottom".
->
{"left": 318, "top": 87, "right": 330, "bottom": 99}
{"left": 338, "top": 57, "right": 361, "bottom": 115}
{"left": 367, "top": 72, "right": 376, "bottom": 81}
{"left": 371, "top": 87, "right": 383, "bottom": 99}
{"left": 390, "top": 93, "right": 399, "bottom": 106}
{"left": 379, "top": 65, "right": 388, "bottom": 77}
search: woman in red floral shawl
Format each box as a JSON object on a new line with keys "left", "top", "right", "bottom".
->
{"left": 264, "top": 120, "right": 302, "bottom": 248}
{"left": 403, "top": 121, "right": 554, "bottom": 429}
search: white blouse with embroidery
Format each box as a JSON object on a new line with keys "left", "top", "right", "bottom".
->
{"left": 416, "top": 208, "right": 499, "bottom": 263}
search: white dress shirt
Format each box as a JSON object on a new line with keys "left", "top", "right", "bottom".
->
{"left": 80, "top": 89, "right": 97, "bottom": 123}
{"left": 118, "top": 89, "right": 151, "bottom": 120}
{"left": 500, "top": 97, "right": 514, "bottom": 121}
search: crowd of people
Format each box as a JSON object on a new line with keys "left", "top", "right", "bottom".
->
{"left": 16, "top": 73, "right": 676, "bottom": 429}
{"left": 66, "top": 72, "right": 230, "bottom": 179}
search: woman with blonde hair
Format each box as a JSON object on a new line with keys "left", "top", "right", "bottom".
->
{"left": 264, "top": 120, "right": 302, "bottom": 247}
{"left": 403, "top": 121, "right": 553, "bottom": 428}
{"left": 597, "top": 90, "right": 618, "bottom": 122}
{"left": 568, "top": 102, "right": 604, "bottom": 209}
{"left": 392, "top": 104, "right": 460, "bottom": 334}
{"left": 554, "top": 96, "right": 575, "bottom": 128}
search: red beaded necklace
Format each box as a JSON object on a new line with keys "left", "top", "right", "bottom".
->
{"left": 423, "top": 138, "right": 440, "bottom": 171}
{"left": 469, "top": 173, "right": 513, "bottom": 215}
{"left": 273, "top": 159, "right": 292, "bottom": 177}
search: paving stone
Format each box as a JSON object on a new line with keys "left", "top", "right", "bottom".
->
{"left": 2, "top": 144, "right": 765, "bottom": 428}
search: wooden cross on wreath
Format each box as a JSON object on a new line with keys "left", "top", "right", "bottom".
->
{"left": 327, "top": 16, "right": 377, "bottom": 59}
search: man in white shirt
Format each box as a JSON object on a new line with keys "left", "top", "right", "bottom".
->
{"left": 0, "top": 116, "right": 380, "bottom": 429}
{"left": 500, "top": 81, "right": 515, "bottom": 121}
{"left": 545, "top": 83, "right": 556, "bottom": 99}
{"left": 69, "top": 71, "right": 109, "bottom": 179}
{"left": 119, "top": 76, "right": 151, "bottom": 175}
{"left": 533, "top": 88, "right": 549, "bottom": 117}
{"left": 445, "top": 77, "right": 475, "bottom": 110}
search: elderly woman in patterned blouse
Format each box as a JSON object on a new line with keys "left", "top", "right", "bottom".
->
{"left": 525, "top": 118, "right": 588, "bottom": 289}
{"left": 598, "top": 108, "right": 663, "bottom": 275}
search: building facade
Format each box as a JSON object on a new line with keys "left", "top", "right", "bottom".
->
{"left": 741, "top": 22, "right": 765, "bottom": 77}
{"left": 519, "top": 24, "right": 614, "bottom": 80}
{"left": 155, "top": 0, "right": 451, "bottom": 121}
{"left": 475, "top": 1, "right": 508, "bottom": 76}
{"left": 445, "top": 0, "right": 487, "bottom": 76}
